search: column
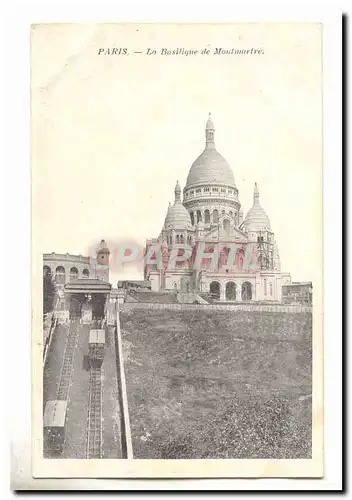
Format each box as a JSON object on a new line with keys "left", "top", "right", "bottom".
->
{"left": 220, "top": 283, "right": 226, "bottom": 301}
{"left": 236, "top": 283, "right": 242, "bottom": 301}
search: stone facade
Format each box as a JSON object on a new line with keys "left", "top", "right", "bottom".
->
{"left": 144, "top": 114, "right": 293, "bottom": 302}
{"left": 43, "top": 239, "right": 110, "bottom": 287}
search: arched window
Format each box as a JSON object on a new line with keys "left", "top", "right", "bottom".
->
{"left": 219, "top": 247, "right": 231, "bottom": 268}
{"left": 197, "top": 210, "right": 202, "bottom": 223}
{"left": 176, "top": 235, "right": 180, "bottom": 244}
{"left": 236, "top": 249, "right": 245, "bottom": 269}
{"left": 69, "top": 267, "right": 79, "bottom": 281}
{"left": 269, "top": 283, "right": 273, "bottom": 296}
{"left": 225, "top": 282, "right": 236, "bottom": 301}
{"left": 190, "top": 212, "right": 195, "bottom": 225}
{"left": 204, "top": 209, "right": 210, "bottom": 223}
{"left": 55, "top": 266, "right": 66, "bottom": 285}
{"left": 241, "top": 282, "right": 252, "bottom": 301}
{"left": 82, "top": 268, "right": 89, "bottom": 278}
{"left": 210, "top": 281, "right": 221, "bottom": 300}
{"left": 43, "top": 265, "right": 52, "bottom": 277}
{"left": 213, "top": 209, "right": 219, "bottom": 223}
{"left": 180, "top": 234, "right": 184, "bottom": 244}
{"left": 223, "top": 219, "right": 230, "bottom": 232}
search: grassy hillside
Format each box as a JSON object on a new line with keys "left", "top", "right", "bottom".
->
{"left": 120, "top": 308, "right": 312, "bottom": 459}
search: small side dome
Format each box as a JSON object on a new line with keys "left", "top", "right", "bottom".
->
{"left": 164, "top": 181, "right": 192, "bottom": 230}
{"left": 243, "top": 183, "right": 271, "bottom": 231}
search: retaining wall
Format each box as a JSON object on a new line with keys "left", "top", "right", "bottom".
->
{"left": 119, "top": 302, "right": 312, "bottom": 314}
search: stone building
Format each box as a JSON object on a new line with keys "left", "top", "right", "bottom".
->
{"left": 43, "top": 240, "right": 111, "bottom": 320}
{"left": 282, "top": 282, "right": 313, "bottom": 305}
{"left": 43, "top": 239, "right": 110, "bottom": 288}
{"left": 145, "top": 114, "right": 292, "bottom": 302}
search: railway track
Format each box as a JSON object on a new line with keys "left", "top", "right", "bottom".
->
{"left": 86, "top": 367, "right": 103, "bottom": 458}
{"left": 56, "top": 323, "right": 78, "bottom": 400}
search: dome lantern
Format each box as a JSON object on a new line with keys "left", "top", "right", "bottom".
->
{"left": 253, "top": 182, "right": 260, "bottom": 204}
{"left": 205, "top": 112, "right": 215, "bottom": 149}
{"left": 174, "top": 180, "right": 181, "bottom": 202}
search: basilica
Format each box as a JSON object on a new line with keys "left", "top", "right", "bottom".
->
{"left": 144, "top": 114, "right": 292, "bottom": 302}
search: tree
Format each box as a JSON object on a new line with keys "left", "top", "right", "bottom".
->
{"left": 43, "top": 270, "right": 57, "bottom": 314}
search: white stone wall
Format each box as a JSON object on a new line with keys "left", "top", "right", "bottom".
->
{"left": 197, "top": 271, "right": 291, "bottom": 302}
{"left": 149, "top": 272, "right": 161, "bottom": 291}
{"left": 164, "top": 273, "right": 183, "bottom": 291}
{"left": 43, "top": 254, "right": 92, "bottom": 283}
{"left": 186, "top": 201, "right": 240, "bottom": 228}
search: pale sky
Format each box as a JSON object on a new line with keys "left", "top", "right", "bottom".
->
{"left": 31, "top": 23, "right": 322, "bottom": 286}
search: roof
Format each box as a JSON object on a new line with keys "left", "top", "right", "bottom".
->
{"left": 65, "top": 278, "right": 111, "bottom": 293}
{"left": 97, "top": 239, "right": 109, "bottom": 253}
{"left": 119, "top": 280, "right": 151, "bottom": 288}
{"left": 185, "top": 116, "right": 236, "bottom": 189}
{"left": 89, "top": 329, "right": 105, "bottom": 344}
{"left": 243, "top": 183, "right": 271, "bottom": 232}
{"left": 44, "top": 400, "right": 67, "bottom": 427}
{"left": 164, "top": 181, "right": 192, "bottom": 230}
{"left": 43, "top": 253, "right": 90, "bottom": 265}
{"left": 186, "top": 148, "right": 236, "bottom": 188}
{"left": 286, "top": 282, "right": 313, "bottom": 287}
{"left": 243, "top": 204, "right": 271, "bottom": 231}
{"left": 164, "top": 200, "right": 192, "bottom": 229}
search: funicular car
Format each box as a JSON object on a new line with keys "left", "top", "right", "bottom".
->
{"left": 88, "top": 329, "right": 106, "bottom": 368}
{"left": 43, "top": 400, "right": 67, "bottom": 454}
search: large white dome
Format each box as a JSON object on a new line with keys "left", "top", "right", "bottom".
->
{"left": 186, "top": 148, "right": 236, "bottom": 187}
{"left": 185, "top": 113, "right": 236, "bottom": 188}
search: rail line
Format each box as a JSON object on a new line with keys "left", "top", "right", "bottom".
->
{"left": 86, "top": 367, "right": 103, "bottom": 458}
{"left": 56, "top": 322, "right": 78, "bottom": 400}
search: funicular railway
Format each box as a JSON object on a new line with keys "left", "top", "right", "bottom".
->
{"left": 43, "top": 278, "right": 112, "bottom": 458}
{"left": 87, "top": 365, "right": 103, "bottom": 458}
{"left": 56, "top": 321, "right": 79, "bottom": 400}
{"left": 86, "top": 328, "right": 105, "bottom": 458}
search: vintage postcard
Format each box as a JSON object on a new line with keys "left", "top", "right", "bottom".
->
{"left": 31, "top": 22, "right": 323, "bottom": 479}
